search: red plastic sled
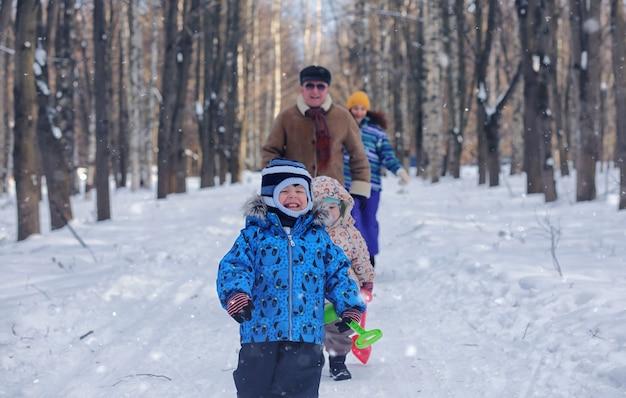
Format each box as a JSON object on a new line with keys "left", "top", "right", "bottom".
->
{"left": 351, "top": 311, "right": 372, "bottom": 364}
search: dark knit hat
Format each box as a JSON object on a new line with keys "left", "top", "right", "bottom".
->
{"left": 299, "top": 65, "right": 332, "bottom": 85}
{"left": 261, "top": 158, "right": 313, "bottom": 220}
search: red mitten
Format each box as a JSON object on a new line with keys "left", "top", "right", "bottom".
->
{"left": 360, "top": 282, "right": 373, "bottom": 302}
{"left": 227, "top": 292, "right": 253, "bottom": 323}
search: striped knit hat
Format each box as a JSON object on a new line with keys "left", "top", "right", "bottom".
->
{"left": 261, "top": 158, "right": 313, "bottom": 219}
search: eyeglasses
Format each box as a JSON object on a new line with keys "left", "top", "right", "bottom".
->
{"left": 304, "top": 83, "right": 328, "bottom": 91}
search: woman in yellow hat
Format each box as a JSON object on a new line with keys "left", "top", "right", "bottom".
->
{"left": 343, "top": 91, "right": 410, "bottom": 267}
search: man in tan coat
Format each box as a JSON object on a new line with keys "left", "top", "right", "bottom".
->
{"left": 261, "top": 65, "right": 371, "bottom": 198}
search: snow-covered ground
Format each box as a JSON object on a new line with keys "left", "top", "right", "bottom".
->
{"left": 1, "top": 168, "right": 625, "bottom": 397}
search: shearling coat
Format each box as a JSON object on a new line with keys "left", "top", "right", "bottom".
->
{"left": 261, "top": 95, "right": 372, "bottom": 198}
{"left": 216, "top": 196, "right": 365, "bottom": 345}
{"left": 312, "top": 176, "right": 375, "bottom": 286}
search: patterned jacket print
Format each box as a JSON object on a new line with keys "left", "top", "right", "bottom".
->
{"left": 312, "top": 176, "right": 375, "bottom": 286}
{"left": 217, "top": 196, "right": 365, "bottom": 345}
{"left": 343, "top": 115, "right": 403, "bottom": 192}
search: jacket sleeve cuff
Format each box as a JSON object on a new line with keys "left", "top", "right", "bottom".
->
{"left": 349, "top": 180, "right": 371, "bottom": 198}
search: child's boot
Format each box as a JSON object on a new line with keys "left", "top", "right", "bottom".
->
{"left": 329, "top": 355, "right": 352, "bottom": 381}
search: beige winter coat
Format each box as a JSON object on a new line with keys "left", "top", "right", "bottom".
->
{"left": 312, "top": 176, "right": 375, "bottom": 286}
{"left": 262, "top": 95, "right": 372, "bottom": 198}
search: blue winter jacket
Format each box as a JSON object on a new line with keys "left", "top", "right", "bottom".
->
{"left": 217, "top": 196, "right": 365, "bottom": 345}
{"left": 343, "top": 116, "right": 403, "bottom": 191}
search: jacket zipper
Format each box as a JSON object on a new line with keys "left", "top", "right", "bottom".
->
{"left": 287, "top": 232, "right": 295, "bottom": 340}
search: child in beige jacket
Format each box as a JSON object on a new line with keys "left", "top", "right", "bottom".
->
{"left": 312, "top": 176, "right": 375, "bottom": 381}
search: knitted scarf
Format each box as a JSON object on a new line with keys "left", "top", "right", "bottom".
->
{"left": 304, "top": 107, "right": 331, "bottom": 171}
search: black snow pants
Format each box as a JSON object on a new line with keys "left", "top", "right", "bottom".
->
{"left": 233, "top": 341, "right": 325, "bottom": 398}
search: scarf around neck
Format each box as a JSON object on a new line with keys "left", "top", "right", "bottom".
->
{"left": 304, "top": 107, "right": 331, "bottom": 171}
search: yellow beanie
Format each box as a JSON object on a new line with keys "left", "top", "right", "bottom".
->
{"left": 346, "top": 91, "right": 370, "bottom": 110}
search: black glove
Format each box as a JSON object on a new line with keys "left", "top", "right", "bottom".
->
{"left": 227, "top": 292, "right": 253, "bottom": 324}
{"left": 336, "top": 308, "right": 362, "bottom": 333}
{"left": 351, "top": 194, "right": 366, "bottom": 210}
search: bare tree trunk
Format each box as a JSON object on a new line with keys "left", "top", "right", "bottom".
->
{"left": 127, "top": 0, "right": 143, "bottom": 190}
{"left": 106, "top": 1, "right": 120, "bottom": 188}
{"left": 14, "top": 0, "right": 41, "bottom": 240}
{"left": 242, "top": 0, "right": 257, "bottom": 170}
{"left": 199, "top": 0, "right": 222, "bottom": 188}
{"left": 449, "top": 0, "right": 466, "bottom": 179}
{"left": 94, "top": 0, "right": 111, "bottom": 219}
{"left": 517, "top": 0, "right": 556, "bottom": 201}
{"left": 156, "top": 0, "right": 179, "bottom": 198}
{"left": 441, "top": 0, "right": 458, "bottom": 178}
{"left": 143, "top": 0, "right": 159, "bottom": 189}
{"left": 0, "top": 0, "right": 12, "bottom": 194}
{"left": 474, "top": 0, "right": 496, "bottom": 185}
{"left": 168, "top": 0, "right": 200, "bottom": 193}
{"left": 611, "top": 0, "right": 626, "bottom": 210}
{"left": 35, "top": 1, "right": 74, "bottom": 230}
{"left": 405, "top": 0, "right": 425, "bottom": 176}
{"left": 547, "top": 0, "right": 569, "bottom": 177}
{"left": 118, "top": 17, "right": 129, "bottom": 188}
{"left": 350, "top": 0, "right": 370, "bottom": 91}
{"left": 225, "top": 0, "right": 243, "bottom": 183}
{"left": 510, "top": 88, "right": 524, "bottom": 175}
{"left": 424, "top": 0, "right": 443, "bottom": 183}
{"left": 55, "top": 0, "right": 77, "bottom": 197}
{"left": 76, "top": 12, "right": 96, "bottom": 194}
{"left": 571, "top": 0, "right": 601, "bottom": 202}
{"left": 390, "top": 0, "right": 405, "bottom": 165}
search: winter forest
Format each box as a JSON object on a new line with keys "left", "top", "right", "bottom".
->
{"left": 0, "top": 0, "right": 624, "bottom": 240}
{"left": 1, "top": 0, "right": 626, "bottom": 397}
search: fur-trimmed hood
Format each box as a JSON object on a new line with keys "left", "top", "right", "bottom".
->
{"left": 242, "top": 194, "right": 329, "bottom": 228}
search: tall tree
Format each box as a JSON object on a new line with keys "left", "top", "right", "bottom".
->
{"left": 0, "top": 0, "right": 12, "bottom": 194}
{"left": 35, "top": 1, "right": 74, "bottom": 230}
{"left": 127, "top": 0, "right": 144, "bottom": 190}
{"left": 547, "top": 0, "right": 569, "bottom": 177}
{"left": 14, "top": 0, "right": 41, "bottom": 240}
{"left": 390, "top": 0, "right": 406, "bottom": 165}
{"left": 611, "top": 0, "right": 626, "bottom": 210}
{"left": 117, "top": 13, "right": 129, "bottom": 188}
{"left": 448, "top": 0, "right": 466, "bottom": 179}
{"left": 169, "top": 0, "right": 200, "bottom": 193}
{"left": 225, "top": 0, "right": 243, "bottom": 183}
{"left": 475, "top": 0, "right": 521, "bottom": 187}
{"left": 94, "top": 0, "right": 111, "bottom": 219}
{"left": 570, "top": 0, "right": 601, "bottom": 201}
{"left": 517, "top": 0, "right": 557, "bottom": 201}
{"left": 156, "top": 0, "right": 179, "bottom": 198}
{"left": 199, "top": 0, "right": 223, "bottom": 188}
{"left": 405, "top": 0, "right": 425, "bottom": 176}
{"left": 55, "top": 0, "right": 77, "bottom": 194}
{"left": 423, "top": 0, "right": 443, "bottom": 182}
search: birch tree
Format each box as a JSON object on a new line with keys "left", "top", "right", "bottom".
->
{"left": 423, "top": 0, "right": 443, "bottom": 182}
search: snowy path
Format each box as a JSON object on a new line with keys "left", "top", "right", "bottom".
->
{"left": 1, "top": 170, "right": 625, "bottom": 397}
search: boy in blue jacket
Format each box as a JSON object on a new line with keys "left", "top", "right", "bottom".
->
{"left": 217, "top": 158, "right": 365, "bottom": 398}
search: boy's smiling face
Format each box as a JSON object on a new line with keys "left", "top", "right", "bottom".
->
{"left": 278, "top": 184, "right": 308, "bottom": 211}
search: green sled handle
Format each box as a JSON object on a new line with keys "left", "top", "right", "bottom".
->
{"left": 323, "top": 303, "right": 383, "bottom": 349}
